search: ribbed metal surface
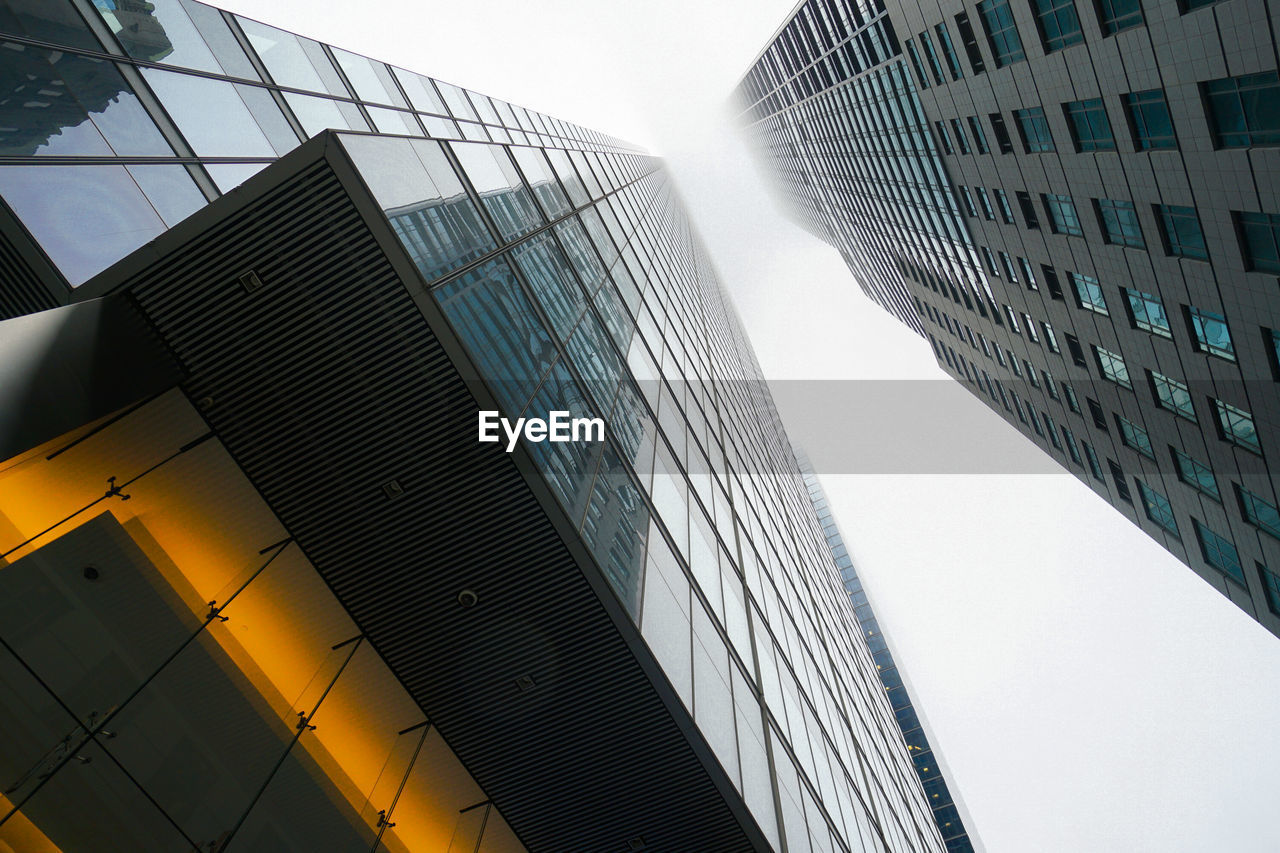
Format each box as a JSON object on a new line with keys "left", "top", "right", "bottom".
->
{"left": 116, "top": 155, "right": 756, "bottom": 852}
{"left": 0, "top": 227, "right": 59, "bottom": 320}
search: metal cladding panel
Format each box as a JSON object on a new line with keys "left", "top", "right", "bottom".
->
{"left": 0, "top": 226, "right": 60, "bottom": 320}
{"left": 112, "top": 153, "right": 757, "bottom": 852}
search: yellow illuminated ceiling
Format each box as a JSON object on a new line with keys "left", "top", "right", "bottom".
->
{"left": 0, "top": 389, "right": 524, "bottom": 853}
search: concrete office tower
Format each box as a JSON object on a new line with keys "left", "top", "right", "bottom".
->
{"left": 737, "top": 0, "right": 1280, "bottom": 638}
{"left": 0, "top": 2, "right": 944, "bottom": 850}
{"left": 801, "top": 458, "right": 982, "bottom": 853}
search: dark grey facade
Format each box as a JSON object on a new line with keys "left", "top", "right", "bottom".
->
{"left": 0, "top": 2, "right": 946, "bottom": 851}
{"left": 737, "top": 0, "right": 1280, "bottom": 639}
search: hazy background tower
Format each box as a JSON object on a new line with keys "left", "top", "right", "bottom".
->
{"left": 736, "top": 0, "right": 1280, "bottom": 638}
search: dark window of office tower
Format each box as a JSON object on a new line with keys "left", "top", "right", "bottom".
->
{"left": 1260, "top": 564, "right": 1280, "bottom": 616}
{"left": 920, "top": 31, "right": 946, "bottom": 84}
{"left": 1124, "top": 89, "right": 1177, "bottom": 150}
{"left": 1150, "top": 370, "right": 1197, "bottom": 421}
{"left": 1018, "top": 191, "right": 1040, "bottom": 227}
{"left": 1095, "top": 0, "right": 1143, "bottom": 34}
{"left": 1213, "top": 398, "right": 1260, "bottom": 453}
{"left": 1173, "top": 448, "right": 1220, "bottom": 500}
{"left": 977, "top": 187, "right": 996, "bottom": 219}
{"left": 1268, "top": 329, "right": 1280, "bottom": 379}
{"left": 1205, "top": 72, "right": 1280, "bottom": 147}
{"left": 1194, "top": 519, "right": 1245, "bottom": 584}
{"left": 978, "top": 0, "right": 1027, "bottom": 66}
{"left": 955, "top": 12, "right": 988, "bottom": 73}
{"left": 1156, "top": 204, "right": 1208, "bottom": 259}
{"left": 990, "top": 112, "right": 1016, "bottom": 152}
{"left": 1186, "top": 307, "right": 1235, "bottom": 360}
{"left": 1237, "top": 211, "right": 1280, "bottom": 273}
{"left": 1096, "top": 199, "right": 1145, "bottom": 247}
{"left": 1138, "top": 480, "right": 1180, "bottom": 536}
{"left": 995, "top": 188, "right": 1015, "bottom": 222}
{"left": 1032, "top": 0, "right": 1084, "bottom": 51}
{"left": 1083, "top": 440, "right": 1105, "bottom": 480}
{"left": 968, "top": 115, "right": 990, "bottom": 152}
{"left": 1237, "top": 484, "right": 1280, "bottom": 540}
{"left": 935, "top": 23, "right": 965, "bottom": 79}
{"left": 1065, "top": 333, "right": 1087, "bottom": 366}
{"left": 1181, "top": 0, "right": 1222, "bottom": 10}
{"left": 1044, "top": 193, "right": 1082, "bottom": 235}
{"left": 1015, "top": 107, "right": 1055, "bottom": 151}
{"left": 1094, "top": 345, "right": 1132, "bottom": 388}
{"left": 905, "top": 38, "right": 931, "bottom": 87}
{"left": 1064, "top": 98, "right": 1115, "bottom": 150}
{"left": 936, "top": 121, "right": 955, "bottom": 153}
{"left": 1123, "top": 288, "right": 1172, "bottom": 337}
{"left": 950, "top": 118, "right": 971, "bottom": 153}
{"left": 1116, "top": 415, "right": 1155, "bottom": 458}
{"left": 1086, "top": 397, "right": 1109, "bottom": 430}
{"left": 1108, "top": 461, "right": 1133, "bottom": 503}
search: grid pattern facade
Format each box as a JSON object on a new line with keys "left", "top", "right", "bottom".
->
{"left": 802, "top": 463, "right": 980, "bottom": 853}
{"left": 737, "top": 0, "right": 1280, "bottom": 639}
{"left": 0, "top": 2, "right": 947, "bottom": 851}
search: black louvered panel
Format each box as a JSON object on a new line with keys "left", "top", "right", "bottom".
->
{"left": 120, "top": 155, "right": 759, "bottom": 852}
{"left": 0, "top": 228, "right": 60, "bottom": 319}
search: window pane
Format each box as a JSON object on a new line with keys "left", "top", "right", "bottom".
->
{"left": 1173, "top": 449, "right": 1219, "bottom": 500}
{"left": 238, "top": 17, "right": 347, "bottom": 96}
{"left": 0, "top": 164, "right": 166, "bottom": 285}
{"left": 1123, "top": 288, "right": 1170, "bottom": 336}
{"left": 0, "top": 45, "right": 172, "bottom": 156}
{"left": 141, "top": 68, "right": 276, "bottom": 156}
{"left": 1125, "top": 89, "right": 1176, "bottom": 150}
{"left": 1032, "top": 0, "right": 1083, "bottom": 51}
{"left": 1206, "top": 72, "right": 1280, "bottom": 147}
{"left": 1157, "top": 204, "right": 1207, "bottom": 258}
{"left": 451, "top": 141, "right": 543, "bottom": 242}
{"left": 1097, "top": 198, "right": 1144, "bottom": 247}
{"left": 1188, "top": 307, "right": 1235, "bottom": 360}
{"left": 343, "top": 135, "right": 496, "bottom": 281}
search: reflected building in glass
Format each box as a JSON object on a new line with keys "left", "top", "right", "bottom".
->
{"left": 0, "top": 2, "right": 945, "bottom": 851}
{"left": 737, "top": 0, "right": 1280, "bottom": 639}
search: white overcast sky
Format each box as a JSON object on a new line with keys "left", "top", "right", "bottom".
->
{"left": 220, "top": 1, "right": 1280, "bottom": 850}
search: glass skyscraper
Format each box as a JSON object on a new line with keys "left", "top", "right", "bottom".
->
{"left": 737, "top": 0, "right": 1280, "bottom": 639}
{"left": 802, "top": 458, "right": 981, "bottom": 853}
{"left": 0, "top": 2, "right": 945, "bottom": 850}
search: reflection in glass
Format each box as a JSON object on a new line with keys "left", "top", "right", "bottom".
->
{"left": 522, "top": 359, "right": 600, "bottom": 521}
{"left": 546, "top": 147, "right": 590, "bottom": 207}
{"left": 93, "top": 0, "right": 213, "bottom": 71}
{"left": 238, "top": 17, "right": 347, "bottom": 96}
{"left": 436, "top": 258, "right": 557, "bottom": 414}
{"left": 0, "top": 43, "right": 171, "bottom": 156}
{"left": 581, "top": 444, "right": 649, "bottom": 616}
{"left": 0, "top": 164, "right": 166, "bottom": 285}
{"left": 283, "top": 91, "right": 367, "bottom": 137}
{"left": 510, "top": 146, "right": 571, "bottom": 219}
{"left": 367, "top": 105, "right": 421, "bottom": 136}
{"left": 451, "top": 142, "right": 543, "bottom": 241}
{"left": 391, "top": 67, "right": 447, "bottom": 114}
{"left": 343, "top": 135, "right": 497, "bottom": 282}
{"left": 141, "top": 68, "right": 276, "bottom": 156}
{"left": 434, "top": 80, "right": 478, "bottom": 121}
{"left": 204, "top": 161, "right": 268, "bottom": 192}
{"left": 0, "top": 0, "right": 103, "bottom": 51}
{"left": 332, "top": 47, "right": 406, "bottom": 107}
{"left": 124, "top": 164, "right": 207, "bottom": 226}
{"left": 511, "top": 233, "right": 586, "bottom": 341}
